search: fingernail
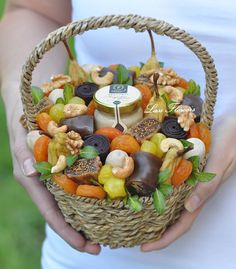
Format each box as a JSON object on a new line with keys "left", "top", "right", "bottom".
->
{"left": 185, "top": 194, "right": 201, "bottom": 213}
{"left": 140, "top": 244, "right": 155, "bottom": 252}
{"left": 22, "top": 158, "right": 37, "bottom": 176}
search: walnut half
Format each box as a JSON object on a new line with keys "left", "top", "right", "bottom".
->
{"left": 175, "top": 105, "right": 196, "bottom": 131}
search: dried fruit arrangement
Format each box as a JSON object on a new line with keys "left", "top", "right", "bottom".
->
{"left": 28, "top": 32, "right": 215, "bottom": 215}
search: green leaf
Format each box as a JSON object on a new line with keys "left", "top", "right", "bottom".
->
{"left": 106, "top": 196, "right": 112, "bottom": 203}
{"left": 194, "top": 171, "right": 216, "bottom": 182}
{"left": 117, "top": 64, "right": 129, "bottom": 84}
{"left": 63, "top": 83, "right": 74, "bottom": 104}
{"left": 184, "top": 79, "right": 201, "bottom": 96}
{"left": 188, "top": 80, "right": 196, "bottom": 92}
{"left": 56, "top": 97, "right": 65, "bottom": 104}
{"left": 139, "top": 62, "right": 145, "bottom": 69}
{"left": 79, "top": 146, "right": 99, "bottom": 159}
{"left": 89, "top": 178, "right": 102, "bottom": 186}
{"left": 186, "top": 173, "right": 198, "bottom": 186}
{"left": 39, "top": 174, "right": 52, "bottom": 181}
{"left": 188, "top": 156, "right": 200, "bottom": 171}
{"left": 153, "top": 189, "right": 166, "bottom": 215}
{"left": 31, "top": 86, "right": 44, "bottom": 105}
{"left": 33, "top": 162, "right": 52, "bottom": 175}
{"left": 127, "top": 195, "right": 143, "bottom": 212}
{"left": 122, "top": 196, "right": 128, "bottom": 205}
{"left": 126, "top": 76, "right": 133, "bottom": 86}
{"left": 196, "top": 85, "right": 201, "bottom": 96}
{"left": 160, "top": 93, "right": 178, "bottom": 114}
{"left": 159, "top": 184, "right": 173, "bottom": 198}
{"left": 159, "top": 61, "right": 165, "bottom": 68}
{"left": 158, "top": 169, "right": 171, "bottom": 184}
{"left": 66, "top": 155, "right": 78, "bottom": 167}
{"left": 180, "top": 139, "right": 194, "bottom": 149}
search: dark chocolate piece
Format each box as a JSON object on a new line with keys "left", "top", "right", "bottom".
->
{"left": 126, "top": 152, "right": 162, "bottom": 196}
{"left": 126, "top": 118, "right": 161, "bottom": 143}
{"left": 60, "top": 115, "right": 94, "bottom": 138}
{"left": 65, "top": 156, "right": 102, "bottom": 184}
{"left": 75, "top": 82, "right": 98, "bottom": 105}
{"left": 161, "top": 116, "right": 187, "bottom": 139}
{"left": 182, "top": 94, "right": 203, "bottom": 122}
{"left": 83, "top": 134, "right": 110, "bottom": 163}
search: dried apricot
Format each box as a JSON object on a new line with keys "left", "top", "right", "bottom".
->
{"left": 95, "top": 127, "right": 122, "bottom": 141}
{"left": 176, "top": 78, "right": 189, "bottom": 90}
{"left": 33, "top": 135, "right": 51, "bottom": 162}
{"left": 76, "top": 185, "right": 106, "bottom": 199}
{"left": 134, "top": 84, "right": 152, "bottom": 110}
{"left": 36, "top": 112, "right": 52, "bottom": 132}
{"left": 189, "top": 122, "right": 200, "bottom": 138}
{"left": 86, "top": 100, "right": 96, "bottom": 116}
{"left": 171, "top": 159, "right": 193, "bottom": 187}
{"left": 52, "top": 174, "right": 78, "bottom": 194}
{"left": 110, "top": 135, "right": 140, "bottom": 154}
{"left": 197, "top": 123, "right": 211, "bottom": 153}
{"left": 188, "top": 122, "right": 211, "bottom": 153}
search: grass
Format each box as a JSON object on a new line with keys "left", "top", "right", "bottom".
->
{"left": 0, "top": 1, "right": 45, "bottom": 268}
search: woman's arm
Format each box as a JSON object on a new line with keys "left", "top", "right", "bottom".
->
{"left": 0, "top": 0, "right": 101, "bottom": 255}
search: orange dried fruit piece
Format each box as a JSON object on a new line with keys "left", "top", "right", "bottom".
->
{"left": 176, "top": 78, "right": 189, "bottom": 90}
{"left": 95, "top": 127, "right": 122, "bottom": 142}
{"left": 189, "top": 122, "right": 200, "bottom": 138}
{"left": 33, "top": 135, "right": 51, "bottom": 162}
{"left": 52, "top": 174, "right": 78, "bottom": 194}
{"left": 189, "top": 122, "right": 211, "bottom": 153}
{"left": 76, "top": 185, "right": 106, "bottom": 199}
{"left": 171, "top": 159, "right": 193, "bottom": 187}
{"left": 36, "top": 112, "right": 52, "bottom": 132}
{"left": 197, "top": 123, "right": 211, "bottom": 153}
{"left": 86, "top": 100, "right": 96, "bottom": 116}
{"left": 110, "top": 135, "right": 140, "bottom": 154}
{"left": 134, "top": 84, "right": 152, "bottom": 110}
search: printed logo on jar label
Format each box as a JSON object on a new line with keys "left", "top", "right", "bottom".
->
{"left": 109, "top": 84, "right": 128, "bottom": 94}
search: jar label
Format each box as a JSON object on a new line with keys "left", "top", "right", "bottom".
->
{"left": 94, "top": 84, "right": 141, "bottom": 108}
{"left": 109, "top": 84, "right": 128, "bottom": 94}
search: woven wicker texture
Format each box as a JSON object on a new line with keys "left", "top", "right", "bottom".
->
{"left": 19, "top": 15, "right": 218, "bottom": 248}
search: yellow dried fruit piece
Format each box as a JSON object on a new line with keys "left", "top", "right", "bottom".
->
{"left": 48, "top": 133, "right": 70, "bottom": 165}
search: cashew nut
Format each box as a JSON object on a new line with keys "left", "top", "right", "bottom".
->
{"left": 82, "top": 64, "right": 102, "bottom": 74}
{"left": 51, "top": 155, "right": 67, "bottom": 174}
{"left": 26, "top": 130, "right": 42, "bottom": 151}
{"left": 91, "top": 70, "right": 114, "bottom": 86}
{"left": 64, "top": 104, "right": 88, "bottom": 118}
{"left": 163, "top": 86, "right": 183, "bottom": 103}
{"left": 47, "top": 121, "right": 67, "bottom": 137}
{"left": 184, "top": 138, "right": 206, "bottom": 163}
{"left": 105, "top": 150, "right": 128, "bottom": 168}
{"left": 112, "top": 156, "right": 134, "bottom": 178}
{"left": 160, "top": 138, "right": 184, "bottom": 152}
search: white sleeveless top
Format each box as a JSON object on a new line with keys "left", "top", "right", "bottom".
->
{"left": 42, "top": 1, "right": 236, "bottom": 268}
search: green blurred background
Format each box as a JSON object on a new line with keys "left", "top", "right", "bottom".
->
{"left": 0, "top": 2, "right": 45, "bottom": 269}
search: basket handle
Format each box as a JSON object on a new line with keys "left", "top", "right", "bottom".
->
{"left": 20, "top": 14, "right": 218, "bottom": 130}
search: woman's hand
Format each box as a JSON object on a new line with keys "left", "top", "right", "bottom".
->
{"left": 9, "top": 106, "right": 101, "bottom": 255}
{"left": 141, "top": 114, "right": 236, "bottom": 251}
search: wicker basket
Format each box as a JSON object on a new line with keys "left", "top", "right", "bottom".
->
{"left": 20, "top": 15, "right": 218, "bottom": 248}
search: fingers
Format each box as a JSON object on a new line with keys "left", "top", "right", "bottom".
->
{"left": 13, "top": 157, "right": 101, "bottom": 255}
{"left": 44, "top": 204, "right": 101, "bottom": 255}
{"left": 141, "top": 208, "right": 201, "bottom": 252}
{"left": 13, "top": 122, "right": 37, "bottom": 177}
{"left": 184, "top": 139, "right": 230, "bottom": 212}
{"left": 11, "top": 122, "right": 101, "bottom": 255}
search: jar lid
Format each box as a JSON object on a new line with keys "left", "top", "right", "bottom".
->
{"left": 94, "top": 84, "right": 142, "bottom": 114}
